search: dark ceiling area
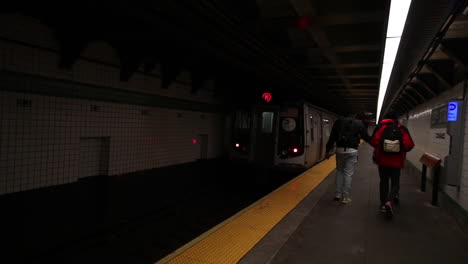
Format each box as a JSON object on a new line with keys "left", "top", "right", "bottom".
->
{"left": 1, "top": 0, "right": 390, "bottom": 115}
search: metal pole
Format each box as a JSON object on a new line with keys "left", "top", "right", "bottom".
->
{"left": 431, "top": 166, "right": 440, "bottom": 206}
{"left": 421, "top": 164, "right": 427, "bottom": 192}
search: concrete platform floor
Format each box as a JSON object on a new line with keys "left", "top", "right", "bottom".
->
{"left": 240, "top": 144, "right": 468, "bottom": 264}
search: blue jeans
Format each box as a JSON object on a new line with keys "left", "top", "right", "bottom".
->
{"left": 335, "top": 152, "right": 358, "bottom": 199}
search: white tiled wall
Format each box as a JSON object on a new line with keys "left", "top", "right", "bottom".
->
{"left": 0, "top": 14, "right": 224, "bottom": 194}
{"left": 404, "top": 82, "right": 467, "bottom": 211}
{"left": 459, "top": 81, "right": 468, "bottom": 210}
{"left": 0, "top": 91, "right": 224, "bottom": 194}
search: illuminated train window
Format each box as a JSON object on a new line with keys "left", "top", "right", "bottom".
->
{"left": 234, "top": 110, "right": 251, "bottom": 129}
{"left": 262, "top": 112, "right": 274, "bottom": 133}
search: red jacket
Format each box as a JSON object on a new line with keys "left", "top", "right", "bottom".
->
{"left": 370, "top": 119, "right": 415, "bottom": 168}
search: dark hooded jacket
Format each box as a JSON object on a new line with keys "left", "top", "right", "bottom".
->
{"left": 326, "top": 117, "right": 370, "bottom": 152}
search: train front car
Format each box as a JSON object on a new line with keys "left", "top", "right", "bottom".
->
{"left": 274, "top": 103, "right": 336, "bottom": 170}
{"left": 230, "top": 108, "right": 252, "bottom": 161}
{"left": 227, "top": 102, "right": 337, "bottom": 171}
{"left": 228, "top": 105, "right": 279, "bottom": 168}
{"left": 274, "top": 104, "right": 307, "bottom": 169}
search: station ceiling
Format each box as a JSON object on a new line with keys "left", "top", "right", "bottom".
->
{"left": 2, "top": 1, "right": 467, "bottom": 116}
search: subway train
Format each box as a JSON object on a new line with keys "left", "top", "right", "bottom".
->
{"left": 226, "top": 101, "right": 338, "bottom": 170}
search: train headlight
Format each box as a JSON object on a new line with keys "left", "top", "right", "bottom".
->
{"left": 233, "top": 141, "right": 248, "bottom": 153}
{"left": 280, "top": 146, "right": 303, "bottom": 159}
{"left": 287, "top": 146, "right": 303, "bottom": 156}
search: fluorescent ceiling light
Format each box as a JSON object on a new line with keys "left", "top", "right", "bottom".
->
{"left": 387, "top": 0, "right": 413, "bottom": 37}
{"left": 376, "top": 0, "right": 412, "bottom": 121}
{"left": 383, "top": 37, "right": 400, "bottom": 64}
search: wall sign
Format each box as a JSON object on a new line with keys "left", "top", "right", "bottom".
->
{"left": 430, "top": 105, "right": 447, "bottom": 128}
{"left": 447, "top": 101, "right": 459, "bottom": 122}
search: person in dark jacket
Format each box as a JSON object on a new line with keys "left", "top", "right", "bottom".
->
{"left": 326, "top": 114, "right": 370, "bottom": 204}
{"left": 370, "top": 111, "right": 415, "bottom": 218}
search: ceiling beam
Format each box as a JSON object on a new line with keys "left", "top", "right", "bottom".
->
{"left": 392, "top": 103, "right": 408, "bottom": 114}
{"left": 429, "top": 49, "right": 450, "bottom": 60}
{"left": 438, "top": 43, "right": 468, "bottom": 73}
{"left": 443, "top": 19, "right": 468, "bottom": 39}
{"left": 327, "top": 83, "right": 378, "bottom": 87}
{"left": 342, "top": 98, "right": 378, "bottom": 102}
{"left": 345, "top": 95, "right": 377, "bottom": 98}
{"left": 329, "top": 88, "right": 378, "bottom": 91}
{"left": 422, "top": 64, "right": 452, "bottom": 89}
{"left": 406, "top": 85, "right": 427, "bottom": 102}
{"left": 318, "top": 11, "right": 386, "bottom": 25}
{"left": 313, "top": 74, "right": 380, "bottom": 79}
{"left": 291, "top": 44, "right": 381, "bottom": 53}
{"left": 412, "top": 77, "right": 437, "bottom": 97}
{"left": 402, "top": 91, "right": 419, "bottom": 105}
{"left": 334, "top": 93, "right": 378, "bottom": 97}
{"left": 398, "top": 97, "right": 414, "bottom": 111}
{"left": 307, "top": 62, "right": 380, "bottom": 69}
{"left": 258, "top": 11, "right": 386, "bottom": 29}
{"left": 288, "top": 0, "right": 356, "bottom": 103}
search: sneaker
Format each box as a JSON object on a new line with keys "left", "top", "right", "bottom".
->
{"left": 384, "top": 201, "right": 393, "bottom": 219}
{"left": 334, "top": 194, "right": 342, "bottom": 201}
{"left": 341, "top": 197, "right": 352, "bottom": 204}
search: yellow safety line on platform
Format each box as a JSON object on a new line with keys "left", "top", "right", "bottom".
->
{"left": 155, "top": 156, "right": 336, "bottom": 264}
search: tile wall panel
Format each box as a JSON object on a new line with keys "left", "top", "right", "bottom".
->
{"left": 404, "top": 82, "right": 467, "bottom": 211}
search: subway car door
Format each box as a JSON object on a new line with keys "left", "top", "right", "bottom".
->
{"left": 320, "top": 117, "right": 331, "bottom": 160}
{"left": 316, "top": 114, "right": 327, "bottom": 161}
{"left": 253, "top": 107, "right": 278, "bottom": 167}
{"left": 305, "top": 109, "right": 320, "bottom": 165}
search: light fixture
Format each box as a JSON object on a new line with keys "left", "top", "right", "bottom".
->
{"left": 376, "top": 0, "right": 413, "bottom": 121}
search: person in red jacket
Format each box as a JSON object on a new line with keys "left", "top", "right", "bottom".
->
{"left": 370, "top": 111, "right": 415, "bottom": 218}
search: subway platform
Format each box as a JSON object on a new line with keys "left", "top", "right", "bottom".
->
{"left": 162, "top": 144, "right": 468, "bottom": 264}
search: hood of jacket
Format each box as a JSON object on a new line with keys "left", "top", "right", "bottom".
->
{"left": 380, "top": 119, "right": 397, "bottom": 125}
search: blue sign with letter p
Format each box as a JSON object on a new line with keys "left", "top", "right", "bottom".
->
{"left": 447, "top": 101, "right": 459, "bottom": 121}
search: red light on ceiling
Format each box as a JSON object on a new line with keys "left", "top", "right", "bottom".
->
{"left": 262, "top": 92, "right": 272, "bottom": 103}
{"left": 192, "top": 139, "right": 198, "bottom": 144}
{"left": 296, "top": 17, "right": 310, "bottom": 29}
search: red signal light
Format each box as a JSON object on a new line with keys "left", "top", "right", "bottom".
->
{"left": 296, "top": 17, "right": 310, "bottom": 29}
{"left": 192, "top": 139, "right": 198, "bottom": 144}
{"left": 262, "top": 92, "right": 272, "bottom": 103}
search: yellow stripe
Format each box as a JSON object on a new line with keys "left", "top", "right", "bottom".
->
{"left": 156, "top": 157, "right": 336, "bottom": 264}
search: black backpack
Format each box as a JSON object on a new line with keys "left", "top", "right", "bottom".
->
{"left": 380, "top": 123, "right": 403, "bottom": 154}
{"left": 337, "top": 118, "right": 356, "bottom": 148}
